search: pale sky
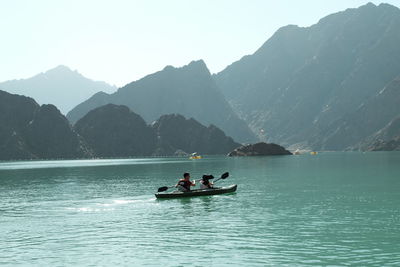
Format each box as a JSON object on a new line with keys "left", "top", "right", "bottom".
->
{"left": 1, "top": 0, "right": 399, "bottom": 87}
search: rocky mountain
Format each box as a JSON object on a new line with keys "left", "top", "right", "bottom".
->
{"left": 357, "top": 116, "right": 400, "bottom": 151}
{"left": 74, "top": 104, "right": 240, "bottom": 157}
{"left": 0, "top": 94, "right": 241, "bottom": 160}
{"left": 67, "top": 60, "right": 256, "bottom": 143}
{"left": 74, "top": 104, "right": 157, "bottom": 157}
{"left": 0, "top": 65, "right": 116, "bottom": 114}
{"left": 151, "top": 114, "right": 240, "bottom": 155}
{"left": 214, "top": 3, "right": 400, "bottom": 150}
{"left": 365, "top": 136, "right": 400, "bottom": 151}
{"left": 0, "top": 90, "right": 92, "bottom": 160}
{"left": 314, "top": 76, "right": 400, "bottom": 150}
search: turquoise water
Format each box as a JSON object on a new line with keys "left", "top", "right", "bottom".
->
{"left": 1, "top": 152, "right": 399, "bottom": 266}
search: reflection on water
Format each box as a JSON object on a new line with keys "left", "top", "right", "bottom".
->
{"left": 0, "top": 158, "right": 190, "bottom": 170}
{"left": 1, "top": 153, "right": 400, "bottom": 266}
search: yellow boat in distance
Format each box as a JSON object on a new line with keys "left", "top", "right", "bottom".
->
{"left": 310, "top": 151, "right": 318, "bottom": 155}
{"left": 189, "top": 152, "right": 202, "bottom": 159}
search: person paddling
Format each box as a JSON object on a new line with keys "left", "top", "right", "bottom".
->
{"left": 199, "top": 174, "right": 214, "bottom": 189}
{"left": 176, "top": 172, "right": 196, "bottom": 192}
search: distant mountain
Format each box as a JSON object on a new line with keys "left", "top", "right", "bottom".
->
{"left": 74, "top": 104, "right": 240, "bottom": 157}
{"left": 67, "top": 60, "right": 256, "bottom": 143}
{"left": 151, "top": 114, "right": 240, "bottom": 155}
{"left": 74, "top": 104, "right": 157, "bottom": 157}
{"left": 214, "top": 3, "right": 400, "bottom": 150}
{"left": 0, "top": 90, "right": 92, "bottom": 160}
{"left": 0, "top": 65, "right": 116, "bottom": 114}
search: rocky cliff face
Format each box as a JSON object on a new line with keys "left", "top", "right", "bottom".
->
{"left": 365, "top": 137, "right": 400, "bottom": 151}
{"left": 74, "top": 106, "right": 241, "bottom": 157}
{"left": 74, "top": 104, "right": 157, "bottom": 157}
{"left": 67, "top": 60, "right": 256, "bottom": 143}
{"left": 356, "top": 116, "right": 400, "bottom": 151}
{"left": 151, "top": 114, "right": 240, "bottom": 155}
{"left": 0, "top": 90, "right": 92, "bottom": 160}
{"left": 214, "top": 3, "right": 400, "bottom": 150}
{"left": 315, "top": 76, "right": 400, "bottom": 150}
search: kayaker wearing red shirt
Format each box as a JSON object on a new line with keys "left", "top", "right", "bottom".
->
{"left": 176, "top": 172, "right": 196, "bottom": 192}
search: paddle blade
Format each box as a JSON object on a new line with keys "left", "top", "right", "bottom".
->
{"left": 157, "top": 186, "right": 169, "bottom": 192}
{"left": 221, "top": 172, "right": 229, "bottom": 179}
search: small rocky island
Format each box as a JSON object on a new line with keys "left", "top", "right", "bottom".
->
{"left": 228, "top": 142, "right": 292, "bottom": 156}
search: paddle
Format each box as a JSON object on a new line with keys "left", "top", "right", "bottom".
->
{"left": 213, "top": 172, "right": 229, "bottom": 183}
{"left": 157, "top": 186, "right": 171, "bottom": 192}
{"left": 157, "top": 172, "right": 229, "bottom": 192}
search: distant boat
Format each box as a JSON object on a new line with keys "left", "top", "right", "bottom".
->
{"left": 189, "top": 152, "right": 202, "bottom": 159}
{"left": 310, "top": 151, "right": 318, "bottom": 155}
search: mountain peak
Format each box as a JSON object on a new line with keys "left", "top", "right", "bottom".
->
{"left": 67, "top": 57, "right": 256, "bottom": 142}
{"left": 187, "top": 58, "right": 208, "bottom": 68}
{"left": 0, "top": 65, "right": 116, "bottom": 114}
{"left": 364, "top": 2, "right": 376, "bottom": 8}
{"left": 183, "top": 59, "right": 210, "bottom": 76}
{"left": 162, "top": 59, "right": 209, "bottom": 74}
{"left": 363, "top": 2, "right": 398, "bottom": 10}
{"left": 50, "top": 65, "right": 73, "bottom": 72}
{"left": 43, "top": 65, "right": 80, "bottom": 77}
{"left": 316, "top": 1, "right": 400, "bottom": 27}
{"left": 377, "top": 2, "right": 400, "bottom": 11}
{"left": 187, "top": 59, "right": 207, "bottom": 67}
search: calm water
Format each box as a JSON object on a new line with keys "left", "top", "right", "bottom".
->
{"left": 1, "top": 152, "right": 399, "bottom": 266}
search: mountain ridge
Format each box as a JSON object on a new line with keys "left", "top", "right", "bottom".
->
{"left": 214, "top": 2, "right": 400, "bottom": 150}
{"left": 74, "top": 104, "right": 242, "bottom": 157}
{"left": 0, "top": 90, "right": 244, "bottom": 160}
{"left": 0, "top": 90, "right": 92, "bottom": 160}
{"left": 68, "top": 60, "right": 256, "bottom": 143}
{"left": 0, "top": 65, "right": 116, "bottom": 114}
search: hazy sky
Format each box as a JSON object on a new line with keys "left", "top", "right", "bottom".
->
{"left": 1, "top": 0, "right": 399, "bottom": 86}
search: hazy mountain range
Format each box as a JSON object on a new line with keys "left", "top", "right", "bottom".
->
{"left": 0, "top": 90, "right": 239, "bottom": 160}
{"left": 67, "top": 60, "right": 256, "bottom": 143}
{"left": 0, "top": 65, "right": 116, "bottom": 114}
{"left": 214, "top": 2, "right": 400, "bottom": 150}
{"left": 1, "top": 2, "right": 400, "bottom": 154}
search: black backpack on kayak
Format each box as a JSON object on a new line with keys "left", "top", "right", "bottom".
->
{"left": 201, "top": 174, "right": 214, "bottom": 187}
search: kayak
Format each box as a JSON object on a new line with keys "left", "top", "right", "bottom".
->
{"left": 155, "top": 184, "right": 237, "bottom": 199}
{"left": 189, "top": 156, "right": 202, "bottom": 159}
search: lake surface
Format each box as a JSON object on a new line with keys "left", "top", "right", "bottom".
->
{"left": 1, "top": 152, "right": 399, "bottom": 266}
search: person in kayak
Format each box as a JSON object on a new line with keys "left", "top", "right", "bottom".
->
{"left": 199, "top": 174, "right": 214, "bottom": 189}
{"left": 176, "top": 172, "right": 196, "bottom": 192}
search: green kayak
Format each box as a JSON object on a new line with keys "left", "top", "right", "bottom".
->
{"left": 155, "top": 184, "right": 237, "bottom": 199}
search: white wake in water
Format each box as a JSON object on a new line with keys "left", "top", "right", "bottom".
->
{"left": 66, "top": 197, "right": 156, "bottom": 212}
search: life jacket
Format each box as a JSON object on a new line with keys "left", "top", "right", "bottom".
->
{"left": 178, "top": 179, "right": 192, "bottom": 190}
{"left": 200, "top": 179, "right": 212, "bottom": 189}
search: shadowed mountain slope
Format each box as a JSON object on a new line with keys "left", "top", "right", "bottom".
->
{"left": 68, "top": 60, "right": 256, "bottom": 143}
{"left": 214, "top": 3, "right": 400, "bottom": 150}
